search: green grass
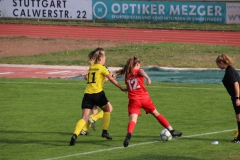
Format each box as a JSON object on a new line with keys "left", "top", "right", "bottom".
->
{"left": 0, "top": 78, "right": 239, "bottom": 160}
{"left": 1, "top": 17, "right": 240, "bottom": 160}
{"left": 1, "top": 18, "right": 240, "bottom": 31}
{"left": 1, "top": 43, "right": 240, "bottom": 68}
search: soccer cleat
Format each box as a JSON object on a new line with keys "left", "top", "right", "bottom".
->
{"left": 170, "top": 130, "right": 182, "bottom": 137}
{"left": 123, "top": 133, "right": 131, "bottom": 147}
{"left": 88, "top": 117, "right": 96, "bottom": 131}
{"left": 69, "top": 134, "right": 77, "bottom": 146}
{"left": 231, "top": 139, "right": 240, "bottom": 143}
{"left": 102, "top": 132, "right": 112, "bottom": 140}
{"left": 80, "top": 129, "right": 89, "bottom": 136}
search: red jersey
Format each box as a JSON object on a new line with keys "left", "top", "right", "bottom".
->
{"left": 125, "top": 68, "right": 150, "bottom": 99}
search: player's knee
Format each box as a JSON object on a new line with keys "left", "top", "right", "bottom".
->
{"left": 106, "top": 102, "right": 113, "bottom": 112}
{"left": 108, "top": 107, "right": 113, "bottom": 113}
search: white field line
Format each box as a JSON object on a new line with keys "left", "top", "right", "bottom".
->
{"left": 0, "top": 81, "right": 225, "bottom": 90}
{"left": 41, "top": 129, "right": 234, "bottom": 160}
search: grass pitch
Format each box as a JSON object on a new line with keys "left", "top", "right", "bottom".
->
{"left": 0, "top": 78, "right": 239, "bottom": 160}
{"left": 1, "top": 43, "right": 240, "bottom": 69}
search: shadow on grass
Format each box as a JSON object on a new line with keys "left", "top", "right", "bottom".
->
{"left": 0, "top": 130, "right": 127, "bottom": 147}
{"left": 112, "top": 154, "right": 200, "bottom": 160}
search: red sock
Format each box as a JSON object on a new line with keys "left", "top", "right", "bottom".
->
{"left": 127, "top": 121, "right": 136, "bottom": 134}
{"left": 156, "top": 114, "right": 170, "bottom": 128}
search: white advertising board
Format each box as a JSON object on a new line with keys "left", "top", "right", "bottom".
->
{"left": 226, "top": 3, "right": 240, "bottom": 24}
{"left": 0, "top": 0, "right": 92, "bottom": 20}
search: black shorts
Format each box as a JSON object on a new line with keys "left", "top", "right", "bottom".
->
{"left": 231, "top": 98, "right": 240, "bottom": 115}
{"left": 81, "top": 91, "right": 109, "bottom": 109}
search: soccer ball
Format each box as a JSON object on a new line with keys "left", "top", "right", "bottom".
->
{"left": 160, "top": 129, "right": 172, "bottom": 141}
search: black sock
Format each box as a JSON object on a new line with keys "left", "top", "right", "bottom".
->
{"left": 237, "top": 121, "right": 240, "bottom": 140}
{"left": 102, "top": 130, "right": 107, "bottom": 134}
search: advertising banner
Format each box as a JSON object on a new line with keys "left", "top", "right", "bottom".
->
{"left": 0, "top": 1, "right": 239, "bottom": 24}
{"left": 92, "top": 0, "right": 226, "bottom": 23}
{"left": 0, "top": 0, "right": 92, "bottom": 20}
{"left": 226, "top": 3, "right": 240, "bottom": 24}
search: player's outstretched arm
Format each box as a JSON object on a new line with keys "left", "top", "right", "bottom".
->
{"left": 139, "top": 69, "right": 151, "bottom": 85}
{"left": 106, "top": 74, "right": 127, "bottom": 92}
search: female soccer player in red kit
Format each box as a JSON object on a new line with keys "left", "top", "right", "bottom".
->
{"left": 116, "top": 56, "right": 182, "bottom": 147}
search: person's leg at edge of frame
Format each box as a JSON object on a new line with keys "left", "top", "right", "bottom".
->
{"left": 234, "top": 126, "right": 238, "bottom": 139}
{"left": 237, "top": 113, "right": 240, "bottom": 141}
{"left": 237, "top": 119, "right": 240, "bottom": 140}
{"left": 232, "top": 113, "right": 240, "bottom": 143}
{"left": 123, "top": 114, "right": 137, "bottom": 147}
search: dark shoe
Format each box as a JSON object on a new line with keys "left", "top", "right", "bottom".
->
{"left": 231, "top": 139, "right": 240, "bottom": 143}
{"left": 69, "top": 134, "right": 77, "bottom": 146}
{"left": 170, "top": 130, "right": 182, "bottom": 137}
{"left": 123, "top": 133, "right": 131, "bottom": 147}
{"left": 102, "top": 132, "right": 112, "bottom": 140}
{"left": 80, "top": 129, "right": 89, "bottom": 136}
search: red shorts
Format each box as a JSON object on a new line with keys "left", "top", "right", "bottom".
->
{"left": 128, "top": 97, "right": 156, "bottom": 116}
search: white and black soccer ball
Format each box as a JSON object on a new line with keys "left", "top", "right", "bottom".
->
{"left": 160, "top": 129, "right": 172, "bottom": 141}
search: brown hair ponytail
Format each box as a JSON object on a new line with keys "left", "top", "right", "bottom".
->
{"left": 116, "top": 56, "right": 140, "bottom": 81}
{"left": 216, "top": 54, "right": 233, "bottom": 66}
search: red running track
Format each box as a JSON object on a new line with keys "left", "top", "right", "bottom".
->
{"left": 0, "top": 64, "right": 120, "bottom": 79}
{"left": 0, "top": 64, "right": 89, "bottom": 79}
{"left": 0, "top": 24, "right": 240, "bottom": 46}
{"left": 0, "top": 24, "right": 240, "bottom": 79}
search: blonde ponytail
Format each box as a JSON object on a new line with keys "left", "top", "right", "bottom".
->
{"left": 88, "top": 48, "right": 105, "bottom": 65}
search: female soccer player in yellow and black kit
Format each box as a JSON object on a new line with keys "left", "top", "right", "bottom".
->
{"left": 69, "top": 47, "right": 126, "bottom": 146}
{"left": 80, "top": 69, "right": 116, "bottom": 135}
